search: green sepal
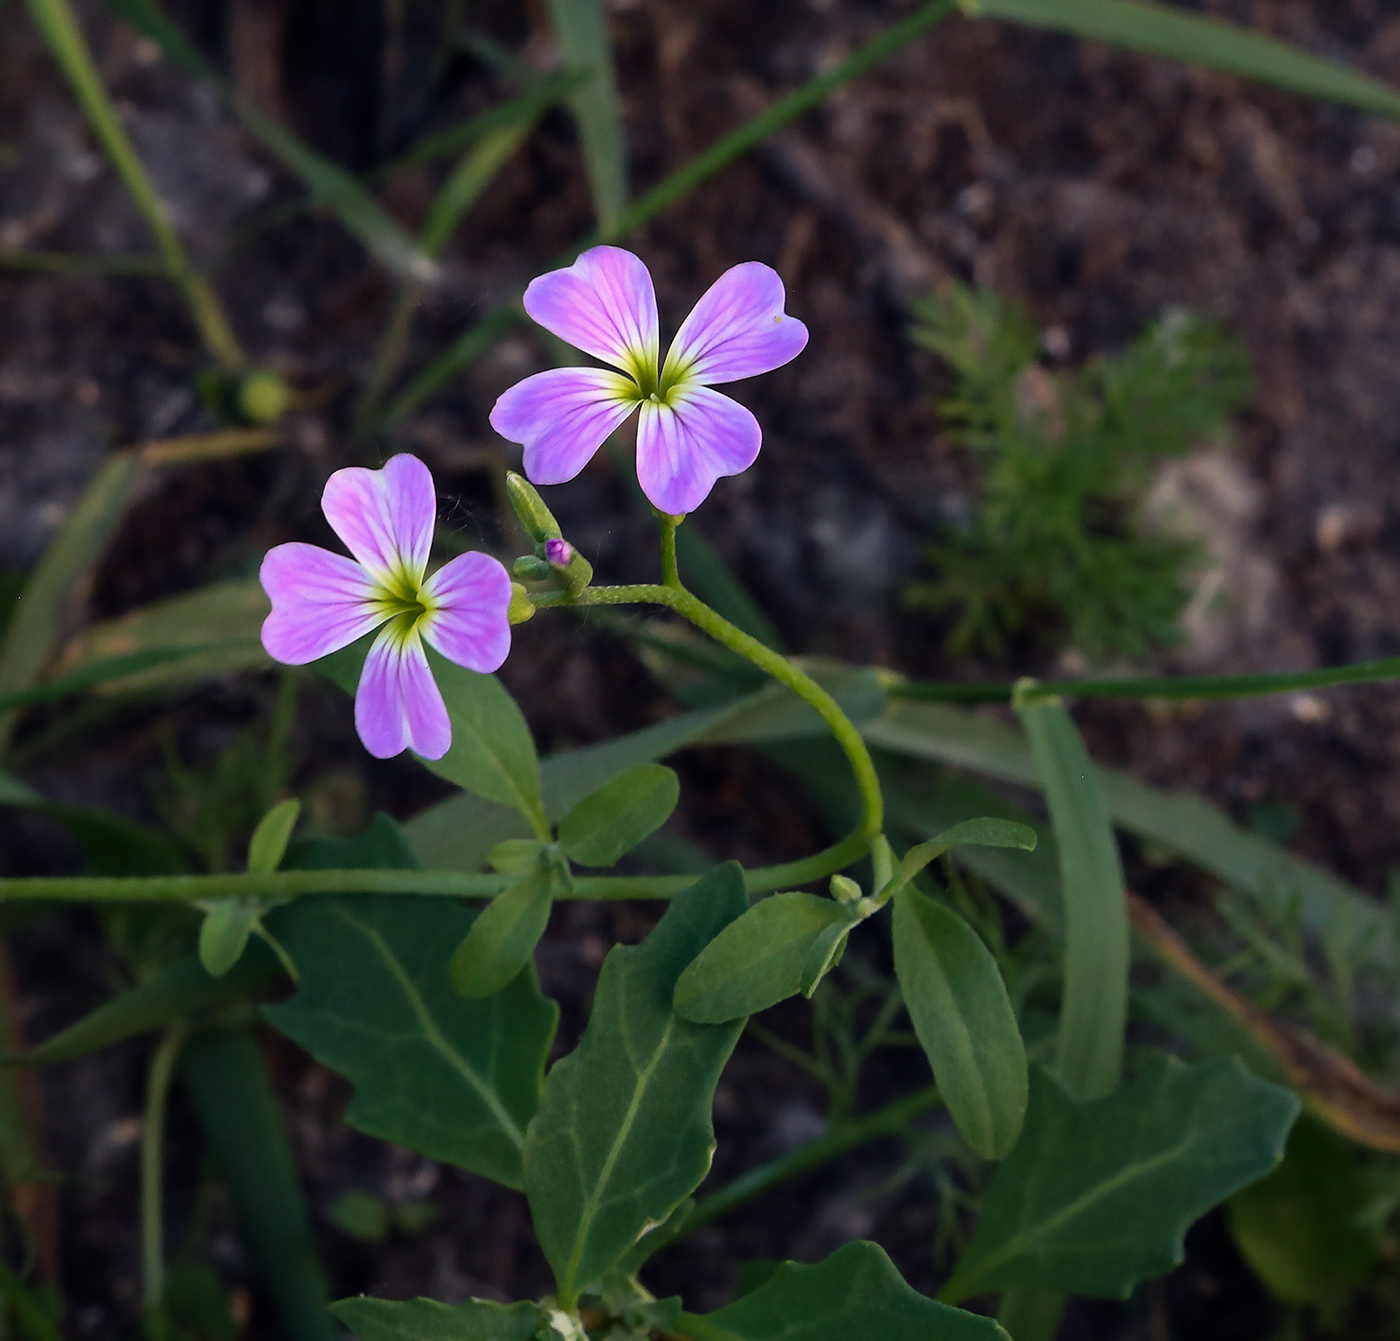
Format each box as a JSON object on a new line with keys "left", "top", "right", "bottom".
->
{"left": 449, "top": 865, "right": 556, "bottom": 998}
{"left": 673, "top": 892, "right": 855, "bottom": 1024}
{"left": 557, "top": 762, "right": 680, "bottom": 867}
{"left": 892, "top": 887, "right": 1027, "bottom": 1160}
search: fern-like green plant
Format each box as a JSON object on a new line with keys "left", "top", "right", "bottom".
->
{"left": 905, "top": 285, "right": 1252, "bottom": 661}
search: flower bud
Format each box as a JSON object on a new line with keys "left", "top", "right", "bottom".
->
{"left": 507, "top": 581, "right": 536, "bottom": 624}
{"left": 829, "top": 875, "right": 862, "bottom": 906}
{"left": 505, "top": 471, "right": 563, "bottom": 543}
{"left": 544, "top": 537, "right": 573, "bottom": 568}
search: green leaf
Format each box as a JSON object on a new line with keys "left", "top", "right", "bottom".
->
{"left": 0, "top": 452, "right": 140, "bottom": 752}
{"left": 893, "top": 888, "right": 1027, "bottom": 1160}
{"left": 524, "top": 862, "right": 748, "bottom": 1306}
{"left": 558, "top": 763, "right": 680, "bottom": 866}
{"left": 973, "top": 0, "right": 1400, "bottom": 120}
{"left": 673, "top": 893, "right": 854, "bottom": 1025}
{"left": 264, "top": 895, "right": 557, "bottom": 1189}
{"left": 941, "top": 1058, "right": 1299, "bottom": 1302}
{"left": 1014, "top": 699, "right": 1128, "bottom": 1100}
{"left": 449, "top": 866, "right": 555, "bottom": 999}
{"left": 677, "top": 1241, "right": 1007, "bottom": 1341}
{"left": 1227, "top": 1117, "right": 1381, "bottom": 1303}
{"left": 545, "top": 0, "right": 627, "bottom": 227}
{"left": 885, "top": 816, "right": 1037, "bottom": 896}
{"left": 55, "top": 578, "right": 270, "bottom": 693}
{"left": 7, "top": 946, "right": 279, "bottom": 1065}
{"left": 247, "top": 798, "right": 301, "bottom": 874}
{"left": 330, "top": 1297, "right": 541, "bottom": 1341}
{"left": 198, "top": 898, "right": 262, "bottom": 978}
{"left": 426, "top": 657, "right": 548, "bottom": 837}
{"left": 181, "top": 1029, "right": 334, "bottom": 1341}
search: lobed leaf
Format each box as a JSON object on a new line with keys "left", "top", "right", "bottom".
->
{"left": 330, "top": 1296, "right": 541, "bottom": 1341}
{"left": 558, "top": 762, "right": 680, "bottom": 867}
{"left": 673, "top": 892, "right": 854, "bottom": 1025}
{"left": 677, "top": 1241, "right": 1007, "bottom": 1341}
{"left": 524, "top": 863, "right": 748, "bottom": 1306}
{"left": 893, "top": 888, "right": 1027, "bottom": 1160}
{"left": 941, "top": 1058, "right": 1299, "bottom": 1302}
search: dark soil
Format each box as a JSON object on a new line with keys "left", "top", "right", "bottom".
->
{"left": 5, "top": 0, "right": 1400, "bottom": 1336}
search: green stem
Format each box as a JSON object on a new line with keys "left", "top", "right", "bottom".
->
{"left": 142, "top": 1025, "right": 186, "bottom": 1339}
{"left": 23, "top": 0, "right": 244, "bottom": 369}
{"left": 679, "top": 1086, "right": 941, "bottom": 1235}
{"left": 658, "top": 514, "right": 682, "bottom": 589}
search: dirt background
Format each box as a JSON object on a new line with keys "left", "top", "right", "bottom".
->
{"left": 4, "top": 0, "right": 1400, "bottom": 1335}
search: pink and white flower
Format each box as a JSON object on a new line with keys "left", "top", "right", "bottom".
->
{"left": 489, "top": 246, "right": 808, "bottom": 516}
{"left": 259, "top": 453, "right": 511, "bottom": 761}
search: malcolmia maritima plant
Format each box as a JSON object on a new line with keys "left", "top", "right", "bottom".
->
{"left": 259, "top": 452, "right": 511, "bottom": 761}
{"left": 490, "top": 244, "right": 809, "bottom": 515}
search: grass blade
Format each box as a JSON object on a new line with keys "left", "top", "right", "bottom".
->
{"left": 24, "top": 0, "right": 244, "bottom": 366}
{"left": 1014, "top": 697, "right": 1128, "bottom": 1101}
{"left": 546, "top": 0, "right": 627, "bottom": 228}
{"left": 972, "top": 0, "right": 1400, "bottom": 119}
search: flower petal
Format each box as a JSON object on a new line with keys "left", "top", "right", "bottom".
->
{"left": 354, "top": 626, "right": 451, "bottom": 760}
{"left": 490, "top": 366, "right": 638, "bottom": 485}
{"left": 662, "top": 262, "right": 808, "bottom": 386}
{"left": 322, "top": 453, "right": 436, "bottom": 584}
{"left": 523, "top": 245, "right": 659, "bottom": 378}
{"left": 259, "top": 542, "right": 381, "bottom": 665}
{"left": 420, "top": 551, "right": 513, "bottom": 672}
{"left": 635, "top": 386, "right": 761, "bottom": 515}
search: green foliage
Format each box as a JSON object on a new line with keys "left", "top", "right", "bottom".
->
{"left": 677, "top": 1242, "right": 1007, "bottom": 1341}
{"left": 905, "top": 284, "right": 1250, "bottom": 659}
{"left": 331, "top": 1296, "right": 541, "bottom": 1341}
{"left": 892, "top": 887, "right": 1027, "bottom": 1160}
{"left": 1228, "top": 1118, "right": 1381, "bottom": 1303}
{"left": 943, "top": 1058, "right": 1299, "bottom": 1302}
{"left": 449, "top": 865, "right": 556, "bottom": 999}
{"left": 558, "top": 763, "right": 680, "bottom": 867}
{"left": 524, "top": 863, "right": 747, "bottom": 1307}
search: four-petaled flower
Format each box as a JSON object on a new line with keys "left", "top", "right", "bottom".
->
{"left": 489, "top": 246, "right": 808, "bottom": 516}
{"left": 260, "top": 453, "right": 511, "bottom": 761}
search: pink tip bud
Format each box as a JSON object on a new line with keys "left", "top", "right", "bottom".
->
{"left": 544, "top": 538, "right": 573, "bottom": 568}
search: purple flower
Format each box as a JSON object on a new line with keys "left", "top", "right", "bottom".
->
{"left": 489, "top": 246, "right": 808, "bottom": 515}
{"left": 260, "top": 453, "right": 511, "bottom": 761}
{"left": 543, "top": 537, "right": 573, "bottom": 568}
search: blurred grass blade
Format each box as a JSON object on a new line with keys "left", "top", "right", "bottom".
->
{"left": 0, "top": 248, "right": 164, "bottom": 275}
{"left": 1015, "top": 697, "right": 1128, "bottom": 1101}
{"left": 24, "top": 0, "right": 244, "bottom": 366}
{"left": 546, "top": 0, "right": 627, "bottom": 228}
{"left": 181, "top": 1029, "right": 334, "bottom": 1341}
{"left": 971, "top": 0, "right": 1400, "bottom": 119}
{"left": 0, "top": 644, "right": 245, "bottom": 716}
{"left": 101, "top": 0, "right": 436, "bottom": 282}
{"left": 0, "top": 452, "right": 142, "bottom": 755}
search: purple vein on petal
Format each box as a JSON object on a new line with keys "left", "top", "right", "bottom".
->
{"left": 420, "top": 551, "right": 513, "bottom": 672}
{"left": 663, "top": 262, "right": 809, "bottom": 387}
{"left": 322, "top": 453, "right": 436, "bottom": 583}
{"left": 635, "top": 386, "right": 761, "bottom": 516}
{"left": 490, "top": 366, "right": 638, "bottom": 485}
{"left": 355, "top": 624, "right": 451, "bottom": 761}
{"left": 259, "top": 542, "right": 382, "bottom": 664}
{"left": 522, "top": 245, "right": 659, "bottom": 377}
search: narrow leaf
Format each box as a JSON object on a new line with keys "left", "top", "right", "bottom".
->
{"left": 887, "top": 816, "right": 1037, "bottom": 895}
{"left": 973, "top": 0, "right": 1400, "bottom": 120}
{"left": 181, "top": 1029, "right": 334, "bottom": 1341}
{"left": 524, "top": 863, "right": 748, "bottom": 1306}
{"left": 546, "top": 0, "right": 628, "bottom": 227}
{"left": 893, "top": 888, "right": 1027, "bottom": 1159}
{"left": 677, "top": 1241, "right": 1007, "bottom": 1341}
{"left": 1014, "top": 698, "right": 1128, "bottom": 1100}
{"left": 198, "top": 899, "right": 262, "bottom": 978}
{"left": 449, "top": 867, "right": 555, "bottom": 999}
{"left": 941, "top": 1058, "right": 1299, "bottom": 1302}
{"left": 330, "top": 1296, "right": 541, "bottom": 1341}
{"left": 247, "top": 798, "right": 301, "bottom": 874}
{"left": 674, "top": 893, "right": 853, "bottom": 1025}
{"left": 558, "top": 762, "right": 680, "bottom": 867}
{"left": 427, "top": 657, "right": 548, "bottom": 837}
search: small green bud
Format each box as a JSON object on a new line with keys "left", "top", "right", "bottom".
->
{"left": 237, "top": 369, "right": 290, "bottom": 424}
{"left": 512, "top": 555, "right": 552, "bottom": 581}
{"left": 505, "top": 471, "right": 563, "bottom": 543}
{"left": 507, "top": 581, "right": 536, "bottom": 624}
{"left": 830, "top": 875, "right": 863, "bottom": 906}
